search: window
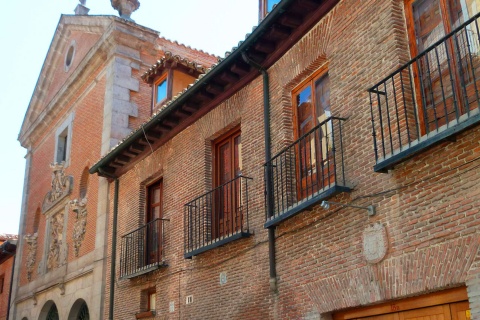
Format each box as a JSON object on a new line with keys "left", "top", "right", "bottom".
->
{"left": 154, "top": 74, "right": 168, "bottom": 106}
{"left": 213, "top": 128, "right": 242, "bottom": 238}
{"left": 0, "top": 275, "right": 4, "bottom": 294}
{"left": 405, "top": 0, "right": 479, "bottom": 130}
{"left": 148, "top": 291, "right": 156, "bottom": 311}
{"left": 56, "top": 128, "right": 68, "bottom": 163}
{"left": 54, "top": 113, "right": 73, "bottom": 166}
{"left": 260, "top": 0, "right": 281, "bottom": 18}
{"left": 292, "top": 67, "right": 333, "bottom": 198}
{"left": 146, "top": 180, "right": 163, "bottom": 265}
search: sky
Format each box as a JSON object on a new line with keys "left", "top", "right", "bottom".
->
{"left": 0, "top": 0, "right": 258, "bottom": 235}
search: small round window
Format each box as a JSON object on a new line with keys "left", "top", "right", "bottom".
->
{"left": 64, "top": 40, "right": 76, "bottom": 72}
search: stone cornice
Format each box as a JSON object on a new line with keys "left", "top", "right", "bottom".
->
{"left": 18, "top": 15, "right": 159, "bottom": 148}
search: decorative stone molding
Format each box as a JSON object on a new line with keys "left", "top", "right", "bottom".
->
{"left": 111, "top": 0, "right": 140, "bottom": 20}
{"left": 32, "top": 293, "right": 37, "bottom": 306}
{"left": 58, "top": 282, "right": 66, "bottom": 295}
{"left": 46, "top": 212, "right": 65, "bottom": 271}
{"left": 24, "top": 233, "right": 38, "bottom": 281}
{"left": 362, "top": 223, "right": 388, "bottom": 264}
{"left": 42, "top": 162, "right": 73, "bottom": 213}
{"left": 70, "top": 198, "right": 88, "bottom": 257}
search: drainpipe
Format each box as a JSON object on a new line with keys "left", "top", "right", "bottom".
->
{"left": 241, "top": 52, "right": 277, "bottom": 292}
{"left": 99, "top": 169, "right": 119, "bottom": 320}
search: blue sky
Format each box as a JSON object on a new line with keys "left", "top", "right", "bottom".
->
{"left": 0, "top": 0, "right": 258, "bottom": 234}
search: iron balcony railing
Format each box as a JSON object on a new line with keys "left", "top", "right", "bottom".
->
{"left": 184, "top": 175, "right": 252, "bottom": 258}
{"left": 119, "top": 218, "right": 167, "bottom": 279}
{"left": 264, "top": 117, "right": 350, "bottom": 227}
{"left": 369, "top": 12, "right": 480, "bottom": 172}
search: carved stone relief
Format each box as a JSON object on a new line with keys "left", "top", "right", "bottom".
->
{"left": 24, "top": 233, "right": 38, "bottom": 281}
{"left": 46, "top": 212, "right": 65, "bottom": 271}
{"left": 362, "top": 222, "right": 389, "bottom": 264}
{"left": 42, "top": 162, "right": 73, "bottom": 213}
{"left": 70, "top": 198, "right": 87, "bottom": 257}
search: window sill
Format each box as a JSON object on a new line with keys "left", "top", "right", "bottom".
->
{"left": 264, "top": 184, "right": 352, "bottom": 228}
{"left": 184, "top": 231, "right": 252, "bottom": 259}
{"left": 135, "top": 310, "right": 155, "bottom": 319}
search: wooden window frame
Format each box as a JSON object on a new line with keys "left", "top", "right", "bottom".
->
{"left": 145, "top": 179, "right": 163, "bottom": 265}
{"left": 212, "top": 126, "right": 242, "bottom": 238}
{"left": 152, "top": 72, "right": 172, "bottom": 112}
{"left": 404, "top": 0, "right": 478, "bottom": 133}
{"left": 291, "top": 65, "right": 333, "bottom": 199}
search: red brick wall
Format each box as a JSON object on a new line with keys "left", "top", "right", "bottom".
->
{"left": 0, "top": 256, "right": 14, "bottom": 320}
{"left": 106, "top": 0, "right": 480, "bottom": 319}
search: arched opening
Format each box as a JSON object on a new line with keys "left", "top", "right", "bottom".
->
{"left": 38, "top": 301, "right": 59, "bottom": 320}
{"left": 68, "top": 299, "right": 90, "bottom": 320}
{"left": 79, "top": 167, "right": 89, "bottom": 199}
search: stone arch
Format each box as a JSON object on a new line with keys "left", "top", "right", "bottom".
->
{"left": 38, "top": 300, "right": 59, "bottom": 320}
{"left": 68, "top": 298, "right": 90, "bottom": 320}
{"left": 79, "top": 167, "right": 89, "bottom": 199}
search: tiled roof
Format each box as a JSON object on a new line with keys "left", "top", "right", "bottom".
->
{"left": 141, "top": 51, "right": 209, "bottom": 83}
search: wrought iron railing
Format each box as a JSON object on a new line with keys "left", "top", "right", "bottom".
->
{"left": 120, "top": 218, "right": 167, "bottom": 278}
{"left": 184, "top": 175, "right": 252, "bottom": 256}
{"left": 369, "top": 13, "right": 480, "bottom": 172}
{"left": 265, "top": 117, "right": 348, "bottom": 223}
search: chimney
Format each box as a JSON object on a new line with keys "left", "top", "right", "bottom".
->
{"left": 111, "top": 0, "right": 140, "bottom": 21}
{"left": 74, "top": 0, "right": 90, "bottom": 15}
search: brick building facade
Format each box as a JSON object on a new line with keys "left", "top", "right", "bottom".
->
{"left": 90, "top": 0, "right": 480, "bottom": 319}
{"left": 0, "top": 235, "right": 17, "bottom": 320}
{"left": 12, "top": 1, "right": 216, "bottom": 319}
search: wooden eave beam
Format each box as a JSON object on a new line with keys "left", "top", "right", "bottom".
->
{"left": 205, "top": 82, "right": 225, "bottom": 95}
{"left": 139, "top": 137, "right": 155, "bottom": 146}
{"left": 266, "top": 24, "right": 292, "bottom": 40}
{"left": 278, "top": 13, "right": 303, "bottom": 28}
{"left": 247, "top": 50, "right": 267, "bottom": 63}
{"left": 230, "top": 61, "right": 250, "bottom": 76}
{"left": 253, "top": 40, "right": 276, "bottom": 54}
{"left": 182, "top": 103, "right": 198, "bottom": 113}
{"left": 219, "top": 71, "right": 239, "bottom": 83}
{"left": 296, "top": 0, "right": 318, "bottom": 10}
{"left": 130, "top": 143, "right": 145, "bottom": 153}
{"left": 115, "top": 154, "right": 131, "bottom": 165}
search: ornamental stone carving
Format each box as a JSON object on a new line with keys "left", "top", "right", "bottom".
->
{"left": 42, "top": 162, "right": 73, "bottom": 213}
{"left": 47, "top": 212, "right": 65, "bottom": 271}
{"left": 111, "top": 0, "right": 140, "bottom": 20}
{"left": 24, "top": 233, "right": 38, "bottom": 281}
{"left": 70, "top": 198, "right": 87, "bottom": 257}
{"left": 362, "top": 222, "right": 389, "bottom": 264}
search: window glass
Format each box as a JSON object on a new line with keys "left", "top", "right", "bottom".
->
{"left": 156, "top": 78, "right": 167, "bottom": 104}
{"left": 149, "top": 292, "right": 156, "bottom": 311}
{"left": 267, "top": 0, "right": 280, "bottom": 12}
{"left": 56, "top": 128, "right": 68, "bottom": 163}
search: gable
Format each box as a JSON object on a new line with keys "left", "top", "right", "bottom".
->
{"left": 18, "top": 15, "right": 113, "bottom": 147}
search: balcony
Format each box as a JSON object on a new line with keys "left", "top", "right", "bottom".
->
{"left": 119, "top": 218, "right": 167, "bottom": 279}
{"left": 369, "top": 13, "right": 480, "bottom": 173}
{"left": 184, "top": 175, "right": 253, "bottom": 258}
{"left": 264, "top": 117, "right": 351, "bottom": 228}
